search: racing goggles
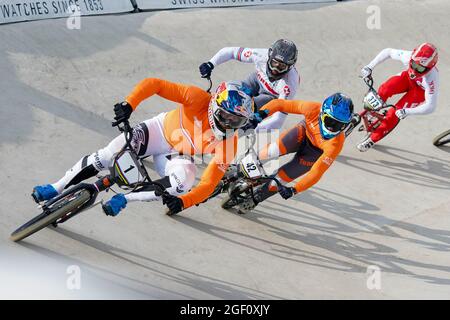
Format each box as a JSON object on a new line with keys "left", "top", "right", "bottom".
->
{"left": 410, "top": 60, "right": 429, "bottom": 74}
{"left": 214, "top": 108, "right": 248, "bottom": 129}
{"left": 321, "top": 113, "right": 348, "bottom": 133}
{"left": 269, "top": 58, "right": 290, "bottom": 73}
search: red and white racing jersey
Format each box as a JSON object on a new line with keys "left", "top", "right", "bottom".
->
{"left": 209, "top": 47, "right": 300, "bottom": 100}
{"left": 367, "top": 48, "right": 439, "bottom": 116}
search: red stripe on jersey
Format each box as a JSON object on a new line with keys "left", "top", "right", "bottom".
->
{"left": 257, "top": 71, "right": 278, "bottom": 95}
{"left": 237, "top": 47, "right": 244, "bottom": 61}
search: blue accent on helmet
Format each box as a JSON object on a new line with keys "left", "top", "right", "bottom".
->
{"left": 240, "top": 82, "right": 255, "bottom": 97}
{"left": 319, "top": 93, "right": 354, "bottom": 140}
{"left": 219, "top": 82, "right": 254, "bottom": 117}
{"left": 220, "top": 90, "right": 243, "bottom": 113}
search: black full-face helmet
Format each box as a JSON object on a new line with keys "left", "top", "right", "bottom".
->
{"left": 267, "top": 39, "right": 298, "bottom": 81}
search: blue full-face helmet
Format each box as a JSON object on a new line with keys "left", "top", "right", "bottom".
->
{"left": 319, "top": 93, "right": 354, "bottom": 140}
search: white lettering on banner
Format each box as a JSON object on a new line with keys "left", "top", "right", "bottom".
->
{"left": 135, "top": 0, "right": 336, "bottom": 10}
{"left": 0, "top": 0, "right": 134, "bottom": 24}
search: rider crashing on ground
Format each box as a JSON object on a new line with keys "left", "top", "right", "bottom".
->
{"left": 240, "top": 93, "right": 354, "bottom": 212}
{"left": 199, "top": 39, "right": 300, "bottom": 131}
{"left": 32, "top": 79, "right": 255, "bottom": 216}
{"left": 357, "top": 42, "right": 439, "bottom": 152}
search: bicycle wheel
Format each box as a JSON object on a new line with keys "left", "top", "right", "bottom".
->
{"left": 433, "top": 129, "right": 450, "bottom": 146}
{"left": 10, "top": 189, "right": 91, "bottom": 242}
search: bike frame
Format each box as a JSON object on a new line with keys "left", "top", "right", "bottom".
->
{"left": 345, "top": 76, "right": 394, "bottom": 137}
{"left": 207, "top": 130, "right": 282, "bottom": 203}
{"left": 44, "top": 120, "right": 165, "bottom": 225}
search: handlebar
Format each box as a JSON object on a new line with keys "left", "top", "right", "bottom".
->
{"left": 115, "top": 119, "right": 133, "bottom": 149}
{"left": 206, "top": 76, "right": 213, "bottom": 93}
{"left": 363, "top": 75, "right": 374, "bottom": 90}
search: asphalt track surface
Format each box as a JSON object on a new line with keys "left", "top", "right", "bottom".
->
{"left": 1, "top": 0, "right": 450, "bottom": 299}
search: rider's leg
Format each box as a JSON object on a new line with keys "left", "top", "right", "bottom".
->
{"left": 253, "top": 94, "right": 287, "bottom": 131}
{"left": 33, "top": 135, "right": 125, "bottom": 202}
{"left": 35, "top": 113, "right": 169, "bottom": 201}
{"left": 377, "top": 71, "right": 411, "bottom": 101}
{"left": 255, "top": 139, "right": 323, "bottom": 204}
{"left": 241, "top": 125, "right": 315, "bottom": 210}
{"left": 368, "top": 84, "right": 425, "bottom": 143}
{"left": 242, "top": 72, "right": 287, "bottom": 131}
{"left": 357, "top": 71, "right": 411, "bottom": 152}
{"left": 259, "top": 123, "right": 305, "bottom": 161}
{"left": 124, "top": 155, "right": 197, "bottom": 202}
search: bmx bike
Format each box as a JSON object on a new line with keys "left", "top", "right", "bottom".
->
{"left": 10, "top": 120, "right": 172, "bottom": 242}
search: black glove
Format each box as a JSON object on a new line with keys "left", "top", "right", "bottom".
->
{"left": 279, "top": 186, "right": 296, "bottom": 200}
{"left": 112, "top": 101, "right": 133, "bottom": 127}
{"left": 199, "top": 62, "right": 214, "bottom": 78}
{"left": 162, "top": 194, "right": 184, "bottom": 215}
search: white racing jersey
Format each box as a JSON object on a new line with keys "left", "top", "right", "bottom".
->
{"left": 367, "top": 48, "right": 439, "bottom": 116}
{"left": 209, "top": 47, "right": 300, "bottom": 100}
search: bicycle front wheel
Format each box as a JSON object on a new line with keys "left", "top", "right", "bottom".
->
{"left": 10, "top": 189, "right": 91, "bottom": 242}
{"left": 433, "top": 129, "right": 450, "bottom": 146}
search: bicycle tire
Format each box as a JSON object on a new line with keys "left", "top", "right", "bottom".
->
{"left": 10, "top": 189, "right": 91, "bottom": 242}
{"left": 432, "top": 129, "right": 450, "bottom": 146}
{"left": 221, "top": 195, "right": 239, "bottom": 209}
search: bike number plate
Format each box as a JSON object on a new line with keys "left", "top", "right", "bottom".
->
{"left": 240, "top": 154, "right": 262, "bottom": 179}
{"left": 364, "top": 91, "right": 383, "bottom": 110}
{"left": 114, "top": 151, "right": 144, "bottom": 185}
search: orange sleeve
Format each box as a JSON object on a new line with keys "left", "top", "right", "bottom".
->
{"left": 125, "top": 78, "right": 193, "bottom": 110}
{"left": 261, "top": 99, "right": 320, "bottom": 116}
{"left": 293, "top": 139, "right": 343, "bottom": 193}
{"left": 179, "top": 135, "right": 238, "bottom": 209}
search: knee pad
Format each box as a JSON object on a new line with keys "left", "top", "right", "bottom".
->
{"left": 92, "top": 147, "right": 114, "bottom": 171}
{"left": 267, "top": 143, "right": 281, "bottom": 159}
{"left": 165, "top": 158, "right": 197, "bottom": 195}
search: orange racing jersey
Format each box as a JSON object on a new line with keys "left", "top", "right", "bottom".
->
{"left": 261, "top": 99, "right": 345, "bottom": 193}
{"left": 126, "top": 78, "right": 238, "bottom": 209}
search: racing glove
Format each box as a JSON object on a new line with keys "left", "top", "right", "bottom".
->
{"left": 112, "top": 101, "right": 133, "bottom": 127}
{"left": 199, "top": 62, "right": 214, "bottom": 78}
{"left": 395, "top": 109, "right": 407, "bottom": 120}
{"left": 162, "top": 194, "right": 184, "bottom": 215}
{"left": 279, "top": 186, "right": 296, "bottom": 200}
{"left": 360, "top": 66, "right": 372, "bottom": 79}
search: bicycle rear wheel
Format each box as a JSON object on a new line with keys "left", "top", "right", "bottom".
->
{"left": 433, "top": 129, "right": 450, "bottom": 146}
{"left": 10, "top": 189, "right": 91, "bottom": 242}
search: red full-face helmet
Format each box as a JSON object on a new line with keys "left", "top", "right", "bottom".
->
{"left": 408, "top": 42, "right": 438, "bottom": 79}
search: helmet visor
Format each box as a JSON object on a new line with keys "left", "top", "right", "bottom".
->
{"left": 214, "top": 108, "right": 248, "bottom": 129}
{"left": 269, "top": 58, "right": 290, "bottom": 74}
{"left": 321, "top": 113, "right": 348, "bottom": 133}
{"left": 411, "top": 60, "right": 428, "bottom": 74}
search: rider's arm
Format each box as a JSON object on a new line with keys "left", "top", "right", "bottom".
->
{"left": 209, "top": 47, "right": 259, "bottom": 66}
{"left": 367, "top": 48, "right": 412, "bottom": 69}
{"left": 255, "top": 73, "right": 300, "bottom": 131}
{"left": 293, "top": 142, "right": 343, "bottom": 193}
{"left": 260, "top": 99, "right": 320, "bottom": 116}
{"left": 405, "top": 72, "right": 439, "bottom": 116}
{"left": 179, "top": 135, "right": 238, "bottom": 209}
{"left": 125, "top": 78, "right": 202, "bottom": 110}
{"left": 255, "top": 112, "right": 288, "bottom": 132}
{"left": 277, "top": 70, "right": 300, "bottom": 100}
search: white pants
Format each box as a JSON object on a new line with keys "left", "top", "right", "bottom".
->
{"left": 51, "top": 113, "right": 197, "bottom": 202}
